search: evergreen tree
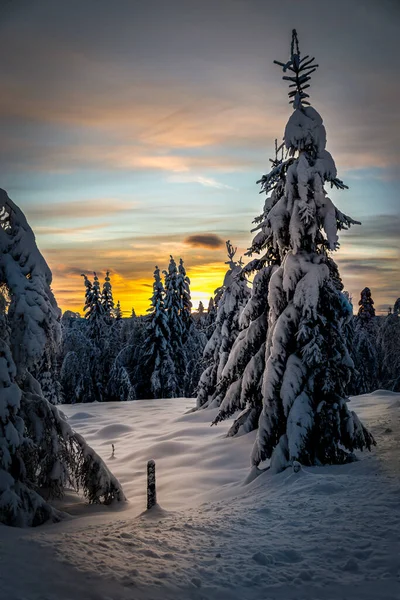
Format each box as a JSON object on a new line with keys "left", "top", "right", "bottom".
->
{"left": 82, "top": 272, "right": 106, "bottom": 345}
{"left": 204, "top": 296, "right": 217, "bottom": 339}
{"left": 350, "top": 288, "right": 379, "bottom": 394}
{"left": 210, "top": 143, "right": 287, "bottom": 434}
{"left": 120, "top": 306, "right": 136, "bottom": 345}
{"left": 114, "top": 300, "right": 123, "bottom": 320}
{"left": 358, "top": 287, "right": 375, "bottom": 322}
{"left": 196, "top": 241, "right": 250, "bottom": 409}
{"left": 101, "top": 270, "right": 114, "bottom": 324}
{"left": 177, "top": 258, "right": 192, "bottom": 334}
{"left": 0, "top": 189, "right": 124, "bottom": 526}
{"left": 107, "top": 348, "right": 134, "bottom": 402}
{"left": 164, "top": 256, "right": 183, "bottom": 338}
{"left": 378, "top": 298, "right": 400, "bottom": 391}
{"left": 192, "top": 300, "right": 207, "bottom": 332}
{"left": 246, "top": 31, "right": 374, "bottom": 472}
{"left": 164, "top": 256, "right": 185, "bottom": 394}
{"left": 135, "top": 266, "right": 177, "bottom": 398}
{"left": 80, "top": 273, "right": 106, "bottom": 400}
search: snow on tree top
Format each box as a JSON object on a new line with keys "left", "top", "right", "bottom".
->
{"left": 284, "top": 106, "right": 327, "bottom": 154}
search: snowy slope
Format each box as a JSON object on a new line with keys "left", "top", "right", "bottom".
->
{"left": 1, "top": 392, "right": 400, "bottom": 600}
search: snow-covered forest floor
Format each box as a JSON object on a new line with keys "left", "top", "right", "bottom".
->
{"left": 2, "top": 392, "right": 400, "bottom": 600}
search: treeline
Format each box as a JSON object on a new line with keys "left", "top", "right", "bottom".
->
{"left": 350, "top": 289, "right": 400, "bottom": 394}
{"left": 55, "top": 244, "right": 400, "bottom": 407}
{"left": 59, "top": 256, "right": 212, "bottom": 403}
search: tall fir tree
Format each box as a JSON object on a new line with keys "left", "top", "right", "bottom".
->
{"left": 82, "top": 272, "right": 105, "bottom": 345}
{"left": 378, "top": 298, "right": 400, "bottom": 391}
{"left": 114, "top": 300, "right": 123, "bottom": 320}
{"left": 164, "top": 255, "right": 185, "bottom": 394}
{"left": 205, "top": 296, "right": 217, "bottom": 338}
{"left": 177, "top": 258, "right": 192, "bottom": 334}
{"left": 102, "top": 270, "right": 114, "bottom": 324}
{"left": 197, "top": 241, "right": 250, "bottom": 409}
{"left": 350, "top": 288, "right": 379, "bottom": 394}
{"left": 80, "top": 273, "right": 106, "bottom": 400}
{"left": 136, "top": 266, "right": 177, "bottom": 398}
{"left": 245, "top": 31, "right": 375, "bottom": 472}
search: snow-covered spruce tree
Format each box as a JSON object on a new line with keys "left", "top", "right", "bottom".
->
{"left": 202, "top": 296, "right": 217, "bottom": 340}
{"left": 192, "top": 301, "right": 206, "bottom": 330}
{"left": 0, "top": 189, "right": 124, "bottom": 526}
{"left": 101, "top": 270, "right": 114, "bottom": 325}
{"left": 114, "top": 300, "right": 123, "bottom": 320}
{"left": 79, "top": 273, "right": 105, "bottom": 401}
{"left": 119, "top": 308, "right": 132, "bottom": 346}
{"left": 177, "top": 258, "right": 192, "bottom": 335}
{"left": 358, "top": 287, "right": 375, "bottom": 322}
{"left": 196, "top": 241, "right": 250, "bottom": 409}
{"left": 163, "top": 256, "right": 185, "bottom": 395}
{"left": 83, "top": 272, "right": 106, "bottom": 345}
{"left": 378, "top": 298, "right": 400, "bottom": 391}
{"left": 207, "top": 296, "right": 216, "bottom": 323}
{"left": 248, "top": 31, "right": 374, "bottom": 472}
{"left": 135, "top": 266, "right": 177, "bottom": 398}
{"left": 105, "top": 299, "right": 134, "bottom": 401}
{"left": 107, "top": 349, "right": 134, "bottom": 402}
{"left": 209, "top": 146, "right": 289, "bottom": 434}
{"left": 350, "top": 288, "right": 380, "bottom": 394}
{"left": 175, "top": 257, "right": 206, "bottom": 395}
{"left": 60, "top": 305, "right": 100, "bottom": 404}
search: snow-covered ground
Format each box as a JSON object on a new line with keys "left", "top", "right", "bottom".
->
{"left": 1, "top": 392, "right": 400, "bottom": 600}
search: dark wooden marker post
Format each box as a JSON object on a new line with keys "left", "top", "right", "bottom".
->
{"left": 147, "top": 459, "right": 156, "bottom": 510}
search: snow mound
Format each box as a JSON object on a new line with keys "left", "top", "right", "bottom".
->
{"left": 96, "top": 423, "right": 134, "bottom": 439}
{"left": 68, "top": 412, "right": 95, "bottom": 420}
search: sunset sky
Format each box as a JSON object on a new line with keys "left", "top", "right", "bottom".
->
{"left": 0, "top": 0, "right": 398, "bottom": 315}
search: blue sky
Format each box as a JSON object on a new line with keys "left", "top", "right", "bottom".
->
{"left": 0, "top": 0, "right": 399, "bottom": 313}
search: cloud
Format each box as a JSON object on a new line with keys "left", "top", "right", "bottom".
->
{"left": 184, "top": 234, "right": 225, "bottom": 249}
{"left": 25, "top": 198, "right": 138, "bottom": 221}
{"left": 167, "top": 174, "right": 235, "bottom": 189}
{"left": 34, "top": 223, "right": 107, "bottom": 235}
{"left": 0, "top": 0, "right": 399, "bottom": 183}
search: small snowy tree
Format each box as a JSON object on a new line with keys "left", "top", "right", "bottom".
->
{"left": 0, "top": 189, "right": 124, "bottom": 526}
{"left": 248, "top": 31, "right": 375, "bottom": 471}
{"left": 107, "top": 348, "right": 134, "bottom": 402}
{"left": 378, "top": 298, "right": 400, "bottom": 391}
{"left": 196, "top": 241, "right": 250, "bottom": 409}
{"left": 358, "top": 287, "right": 375, "bottom": 322}
{"left": 192, "top": 300, "right": 206, "bottom": 330}
{"left": 114, "top": 300, "right": 123, "bottom": 320}
{"left": 101, "top": 271, "right": 114, "bottom": 324}
{"left": 350, "top": 288, "right": 380, "bottom": 394}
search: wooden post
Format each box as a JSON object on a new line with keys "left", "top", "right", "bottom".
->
{"left": 147, "top": 459, "right": 156, "bottom": 510}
